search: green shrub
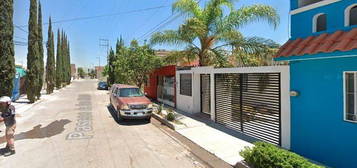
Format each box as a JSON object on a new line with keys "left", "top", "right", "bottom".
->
{"left": 166, "top": 112, "right": 175, "bottom": 121}
{"left": 240, "top": 142, "right": 323, "bottom": 168}
{"left": 158, "top": 104, "right": 164, "bottom": 114}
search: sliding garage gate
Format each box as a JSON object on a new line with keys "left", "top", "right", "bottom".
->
{"left": 215, "top": 73, "right": 281, "bottom": 145}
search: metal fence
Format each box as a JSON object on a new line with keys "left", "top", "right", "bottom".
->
{"left": 215, "top": 73, "right": 281, "bottom": 145}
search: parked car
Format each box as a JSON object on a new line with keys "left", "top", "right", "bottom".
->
{"left": 97, "top": 81, "right": 108, "bottom": 90}
{"left": 110, "top": 84, "right": 153, "bottom": 121}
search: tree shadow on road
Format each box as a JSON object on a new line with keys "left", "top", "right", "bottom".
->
{"left": 106, "top": 105, "right": 149, "bottom": 126}
{"left": 0, "top": 119, "right": 71, "bottom": 144}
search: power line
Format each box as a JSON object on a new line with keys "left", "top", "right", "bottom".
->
{"left": 133, "top": 0, "right": 169, "bottom": 38}
{"left": 14, "top": 36, "right": 27, "bottom": 40}
{"left": 14, "top": 24, "right": 28, "bottom": 33}
{"left": 18, "top": 5, "right": 170, "bottom": 27}
{"left": 137, "top": 0, "right": 202, "bottom": 41}
{"left": 138, "top": 14, "right": 177, "bottom": 40}
{"left": 13, "top": 39, "right": 46, "bottom": 45}
{"left": 139, "top": 13, "right": 183, "bottom": 40}
{"left": 14, "top": 40, "right": 28, "bottom": 46}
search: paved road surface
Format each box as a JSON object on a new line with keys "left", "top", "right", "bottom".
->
{"left": 0, "top": 80, "right": 204, "bottom": 168}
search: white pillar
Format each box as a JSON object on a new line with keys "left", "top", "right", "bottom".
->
{"left": 210, "top": 72, "right": 215, "bottom": 121}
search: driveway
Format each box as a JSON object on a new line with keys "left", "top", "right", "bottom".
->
{"left": 0, "top": 79, "right": 204, "bottom": 168}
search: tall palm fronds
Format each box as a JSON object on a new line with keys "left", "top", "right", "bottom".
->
{"left": 150, "top": 0, "right": 280, "bottom": 67}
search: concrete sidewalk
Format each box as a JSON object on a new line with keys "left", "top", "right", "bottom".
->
{"left": 0, "top": 84, "right": 75, "bottom": 129}
{"left": 170, "top": 110, "right": 256, "bottom": 166}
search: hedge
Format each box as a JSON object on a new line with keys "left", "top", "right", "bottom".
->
{"left": 240, "top": 142, "right": 324, "bottom": 168}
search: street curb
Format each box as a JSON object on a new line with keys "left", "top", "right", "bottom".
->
{"left": 152, "top": 111, "right": 252, "bottom": 168}
{"left": 152, "top": 113, "right": 177, "bottom": 130}
{"left": 151, "top": 117, "right": 233, "bottom": 168}
{"left": 234, "top": 161, "right": 251, "bottom": 168}
{"left": 0, "top": 83, "right": 73, "bottom": 130}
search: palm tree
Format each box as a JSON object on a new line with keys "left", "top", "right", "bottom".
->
{"left": 150, "top": 0, "right": 279, "bottom": 67}
{"left": 231, "top": 37, "right": 281, "bottom": 66}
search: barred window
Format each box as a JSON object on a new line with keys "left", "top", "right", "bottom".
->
{"left": 345, "top": 72, "right": 357, "bottom": 122}
{"left": 180, "top": 74, "right": 192, "bottom": 96}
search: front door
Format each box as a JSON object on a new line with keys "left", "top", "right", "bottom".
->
{"left": 200, "top": 74, "right": 211, "bottom": 115}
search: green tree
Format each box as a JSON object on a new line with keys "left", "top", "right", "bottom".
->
{"left": 61, "top": 32, "right": 71, "bottom": 85}
{"left": 26, "top": 0, "right": 40, "bottom": 103}
{"left": 88, "top": 69, "right": 96, "bottom": 79}
{"left": 116, "top": 36, "right": 124, "bottom": 56}
{"left": 114, "top": 40, "right": 162, "bottom": 88}
{"left": 67, "top": 41, "right": 71, "bottom": 84}
{"left": 77, "top": 67, "right": 85, "bottom": 78}
{"left": 46, "top": 17, "right": 55, "bottom": 94}
{"left": 107, "top": 48, "right": 115, "bottom": 85}
{"left": 61, "top": 31, "right": 66, "bottom": 85}
{"left": 0, "top": 0, "right": 16, "bottom": 97}
{"left": 102, "top": 65, "right": 109, "bottom": 77}
{"left": 150, "top": 0, "right": 279, "bottom": 67}
{"left": 37, "top": 1, "right": 44, "bottom": 99}
{"left": 55, "top": 29, "right": 62, "bottom": 88}
{"left": 232, "top": 37, "right": 280, "bottom": 66}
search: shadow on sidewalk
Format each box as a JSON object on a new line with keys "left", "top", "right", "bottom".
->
{"left": 106, "top": 105, "right": 149, "bottom": 126}
{"left": 176, "top": 110, "right": 260, "bottom": 144}
{"left": 0, "top": 119, "right": 71, "bottom": 144}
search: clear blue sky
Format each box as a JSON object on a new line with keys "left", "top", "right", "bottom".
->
{"left": 14, "top": 0, "right": 290, "bottom": 68}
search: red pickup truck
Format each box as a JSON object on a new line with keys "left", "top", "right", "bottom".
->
{"left": 110, "top": 84, "right": 153, "bottom": 121}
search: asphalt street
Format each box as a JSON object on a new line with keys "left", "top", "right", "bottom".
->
{"left": 0, "top": 80, "right": 205, "bottom": 168}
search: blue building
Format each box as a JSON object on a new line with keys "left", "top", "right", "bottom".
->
{"left": 275, "top": 0, "right": 357, "bottom": 167}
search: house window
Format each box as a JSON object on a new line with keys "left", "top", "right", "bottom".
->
{"left": 313, "top": 13, "right": 327, "bottom": 32}
{"left": 350, "top": 6, "right": 357, "bottom": 26}
{"left": 344, "top": 72, "right": 357, "bottom": 122}
{"left": 298, "top": 0, "right": 323, "bottom": 8}
{"left": 180, "top": 74, "right": 192, "bottom": 96}
{"left": 345, "top": 4, "right": 357, "bottom": 26}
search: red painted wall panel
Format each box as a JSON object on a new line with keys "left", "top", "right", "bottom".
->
{"left": 144, "top": 65, "right": 176, "bottom": 106}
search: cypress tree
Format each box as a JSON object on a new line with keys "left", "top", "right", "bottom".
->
{"left": 108, "top": 48, "right": 115, "bottom": 85}
{"left": 65, "top": 34, "right": 69, "bottom": 84}
{"left": 46, "top": 17, "right": 55, "bottom": 94}
{"left": 61, "top": 31, "right": 66, "bottom": 85}
{"left": 37, "top": 1, "right": 44, "bottom": 99}
{"left": 67, "top": 40, "right": 71, "bottom": 84}
{"left": 55, "top": 29, "right": 62, "bottom": 88}
{"left": 26, "top": 0, "right": 39, "bottom": 103}
{"left": 0, "top": 0, "right": 16, "bottom": 97}
{"left": 113, "top": 36, "right": 124, "bottom": 84}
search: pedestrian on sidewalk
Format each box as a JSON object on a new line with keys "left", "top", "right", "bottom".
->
{"left": 0, "top": 96, "right": 16, "bottom": 156}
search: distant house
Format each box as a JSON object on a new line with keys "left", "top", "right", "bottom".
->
{"left": 95, "top": 66, "right": 105, "bottom": 80}
{"left": 275, "top": 1, "right": 357, "bottom": 167}
{"left": 155, "top": 50, "right": 172, "bottom": 58}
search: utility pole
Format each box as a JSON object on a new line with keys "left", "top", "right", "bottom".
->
{"left": 96, "top": 56, "right": 101, "bottom": 67}
{"left": 99, "top": 38, "right": 109, "bottom": 82}
{"left": 99, "top": 39, "right": 109, "bottom": 66}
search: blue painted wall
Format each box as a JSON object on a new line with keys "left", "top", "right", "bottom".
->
{"left": 290, "top": 0, "right": 357, "bottom": 39}
{"left": 290, "top": 55, "right": 357, "bottom": 168}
